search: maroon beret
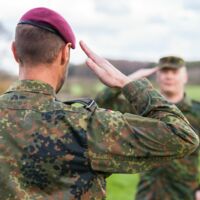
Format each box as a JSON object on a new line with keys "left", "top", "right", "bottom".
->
{"left": 18, "top": 7, "right": 76, "bottom": 49}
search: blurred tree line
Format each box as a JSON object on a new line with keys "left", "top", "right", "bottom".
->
{"left": 0, "top": 60, "right": 199, "bottom": 98}
{"left": 69, "top": 60, "right": 200, "bottom": 84}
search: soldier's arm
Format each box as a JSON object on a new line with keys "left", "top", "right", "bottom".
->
{"left": 95, "top": 87, "right": 132, "bottom": 113}
{"left": 95, "top": 87, "right": 120, "bottom": 108}
{"left": 80, "top": 40, "right": 199, "bottom": 173}
{"left": 87, "top": 78, "right": 199, "bottom": 173}
{"left": 95, "top": 67, "right": 159, "bottom": 112}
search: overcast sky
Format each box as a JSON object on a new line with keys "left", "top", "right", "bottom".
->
{"left": 0, "top": 0, "right": 200, "bottom": 74}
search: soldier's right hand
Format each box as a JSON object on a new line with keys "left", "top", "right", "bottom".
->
{"left": 80, "top": 40, "right": 132, "bottom": 88}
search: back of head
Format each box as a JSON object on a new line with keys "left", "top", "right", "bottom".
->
{"left": 15, "top": 7, "right": 76, "bottom": 66}
{"left": 15, "top": 25, "right": 65, "bottom": 65}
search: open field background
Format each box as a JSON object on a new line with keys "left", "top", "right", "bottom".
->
{"left": 0, "top": 67, "right": 199, "bottom": 200}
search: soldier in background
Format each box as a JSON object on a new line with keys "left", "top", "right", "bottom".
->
{"left": 0, "top": 7, "right": 198, "bottom": 200}
{"left": 135, "top": 56, "right": 200, "bottom": 200}
{"left": 96, "top": 56, "right": 200, "bottom": 200}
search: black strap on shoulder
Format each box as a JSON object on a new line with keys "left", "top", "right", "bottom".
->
{"left": 63, "top": 98, "right": 98, "bottom": 112}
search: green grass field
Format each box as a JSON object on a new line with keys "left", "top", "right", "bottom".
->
{"left": 186, "top": 85, "right": 200, "bottom": 101}
{"left": 106, "top": 174, "right": 139, "bottom": 200}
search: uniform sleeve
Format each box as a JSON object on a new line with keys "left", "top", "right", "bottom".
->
{"left": 87, "top": 78, "right": 199, "bottom": 173}
{"left": 95, "top": 87, "right": 135, "bottom": 113}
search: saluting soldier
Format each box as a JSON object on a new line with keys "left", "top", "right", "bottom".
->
{"left": 0, "top": 7, "right": 198, "bottom": 200}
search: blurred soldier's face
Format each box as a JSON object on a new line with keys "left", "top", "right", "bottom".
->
{"left": 156, "top": 67, "right": 188, "bottom": 96}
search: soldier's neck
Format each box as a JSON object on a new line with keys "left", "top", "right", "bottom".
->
{"left": 161, "top": 91, "right": 184, "bottom": 104}
{"left": 18, "top": 64, "right": 58, "bottom": 92}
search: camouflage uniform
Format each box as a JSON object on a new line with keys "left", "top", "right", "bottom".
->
{"left": 95, "top": 86, "right": 200, "bottom": 200}
{"left": 135, "top": 96, "right": 200, "bottom": 200}
{"left": 0, "top": 79, "right": 198, "bottom": 200}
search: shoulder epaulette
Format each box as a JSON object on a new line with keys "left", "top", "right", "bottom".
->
{"left": 63, "top": 98, "right": 98, "bottom": 112}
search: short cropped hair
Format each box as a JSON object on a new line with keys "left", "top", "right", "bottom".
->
{"left": 15, "top": 24, "right": 65, "bottom": 66}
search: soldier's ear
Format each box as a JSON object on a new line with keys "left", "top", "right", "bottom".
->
{"left": 11, "top": 42, "right": 19, "bottom": 63}
{"left": 60, "top": 43, "right": 71, "bottom": 66}
{"left": 155, "top": 70, "right": 160, "bottom": 83}
{"left": 184, "top": 72, "right": 188, "bottom": 84}
{"left": 182, "top": 67, "right": 188, "bottom": 84}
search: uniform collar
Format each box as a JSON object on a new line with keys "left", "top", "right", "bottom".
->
{"left": 176, "top": 93, "right": 192, "bottom": 112}
{"left": 5, "top": 80, "right": 56, "bottom": 97}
